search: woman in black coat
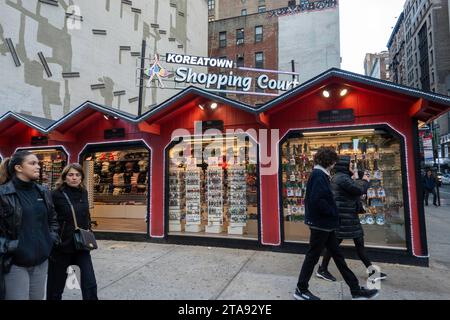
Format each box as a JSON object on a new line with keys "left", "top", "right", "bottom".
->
{"left": 46, "top": 163, "right": 98, "bottom": 300}
{"left": 316, "top": 156, "right": 387, "bottom": 282}
{"left": 0, "top": 151, "right": 60, "bottom": 300}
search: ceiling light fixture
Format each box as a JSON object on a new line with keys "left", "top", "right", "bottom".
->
{"left": 340, "top": 89, "right": 348, "bottom": 97}
{"left": 322, "top": 90, "right": 330, "bottom": 98}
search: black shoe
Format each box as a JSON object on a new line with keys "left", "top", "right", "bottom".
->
{"left": 351, "top": 287, "right": 379, "bottom": 300}
{"left": 368, "top": 270, "right": 387, "bottom": 282}
{"left": 316, "top": 267, "right": 337, "bottom": 282}
{"left": 293, "top": 288, "right": 321, "bottom": 300}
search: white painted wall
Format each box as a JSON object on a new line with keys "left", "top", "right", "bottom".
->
{"left": 0, "top": 0, "right": 208, "bottom": 119}
{"left": 277, "top": 6, "right": 341, "bottom": 84}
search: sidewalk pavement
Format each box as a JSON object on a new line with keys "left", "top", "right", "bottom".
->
{"left": 62, "top": 205, "right": 450, "bottom": 300}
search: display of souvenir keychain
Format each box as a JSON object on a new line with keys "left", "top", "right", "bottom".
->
{"left": 376, "top": 214, "right": 386, "bottom": 225}
{"left": 290, "top": 155, "right": 296, "bottom": 166}
{"left": 374, "top": 170, "right": 382, "bottom": 180}
{"left": 365, "top": 214, "right": 375, "bottom": 225}
{"left": 359, "top": 214, "right": 367, "bottom": 225}
{"left": 287, "top": 183, "right": 294, "bottom": 197}
{"left": 290, "top": 173, "right": 296, "bottom": 182}
{"left": 377, "top": 187, "right": 386, "bottom": 198}
{"left": 367, "top": 187, "right": 377, "bottom": 199}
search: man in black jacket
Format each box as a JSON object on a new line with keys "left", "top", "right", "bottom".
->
{"left": 294, "top": 147, "right": 378, "bottom": 300}
{"left": 423, "top": 170, "right": 438, "bottom": 206}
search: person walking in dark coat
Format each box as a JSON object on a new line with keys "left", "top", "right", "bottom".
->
{"left": 423, "top": 170, "right": 438, "bottom": 206}
{"left": 0, "top": 151, "right": 60, "bottom": 300}
{"left": 316, "top": 156, "right": 387, "bottom": 283}
{"left": 46, "top": 163, "right": 98, "bottom": 300}
{"left": 293, "top": 147, "right": 379, "bottom": 300}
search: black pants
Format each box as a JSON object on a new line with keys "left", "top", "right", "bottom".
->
{"left": 47, "top": 250, "right": 98, "bottom": 300}
{"left": 297, "top": 228, "right": 360, "bottom": 293}
{"left": 320, "top": 236, "right": 372, "bottom": 270}
{"left": 424, "top": 189, "right": 437, "bottom": 205}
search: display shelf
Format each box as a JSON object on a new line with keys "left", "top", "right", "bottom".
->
{"left": 206, "top": 165, "right": 224, "bottom": 233}
{"left": 94, "top": 194, "right": 147, "bottom": 203}
{"left": 227, "top": 165, "right": 247, "bottom": 234}
{"left": 185, "top": 165, "right": 203, "bottom": 232}
{"left": 168, "top": 168, "right": 186, "bottom": 232}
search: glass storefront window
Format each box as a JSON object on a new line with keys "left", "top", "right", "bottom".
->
{"left": 280, "top": 128, "right": 407, "bottom": 249}
{"left": 82, "top": 147, "right": 150, "bottom": 234}
{"left": 18, "top": 148, "right": 67, "bottom": 190}
{"left": 167, "top": 134, "right": 259, "bottom": 240}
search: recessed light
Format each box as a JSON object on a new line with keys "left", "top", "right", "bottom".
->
{"left": 210, "top": 103, "right": 218, "bottom": 110}
{"left": 198, "top": 104, "right": 205, "bottom": 110}
{"left": 103, "top": 115, "right": 110, "bottom": 120}
{"left": 322, "top": 90, "right": 330, "bottom": 98}
{"left": 340, "top": 89, "right": 348, "bottom": 96}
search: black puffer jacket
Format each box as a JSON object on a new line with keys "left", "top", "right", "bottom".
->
{"left": 52, "top": 185, "right": 92, "bottom": 253}
{"left": 331, "top": 157, "right": 369, "bottom": 239}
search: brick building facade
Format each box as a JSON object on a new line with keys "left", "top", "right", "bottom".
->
{"left": 209, "top": 13, "right": 279, "bottom": 105}
{"left": 208, "top": 0, "right": 340, "bottom": 106}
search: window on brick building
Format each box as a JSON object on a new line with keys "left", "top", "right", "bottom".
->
{"left": 255, "top": 52, "right": 264, "bottom": 69}
{"left": 236, "top": 55, "right": 245, "bottom": 67}
{"left": 241, "top": 9, "right": 247, "bottom": 16}
{"left": 258, "top": 5, "right": 266, "bottom": 13}
{"left": 255, "top": 26, "right": 263, "bottom": 43}
{"left": 219, "top": 31, "right": 227, "bottom": 48}
{"left": 236, "top": 28, "right": 245, "bottom": 45}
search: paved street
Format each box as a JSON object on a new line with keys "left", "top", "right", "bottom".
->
{"left": 61, "top": 204, "right": 450, "bottom": 300}
{"left": 438, "top": 184, "right": 450, "bottom": 206}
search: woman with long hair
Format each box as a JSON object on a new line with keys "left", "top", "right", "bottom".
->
{"left": 0, "top": 151, "right": 60, "bottom": 300}
{"left": 46, "top": 163, "right": 98, "bottom": 300}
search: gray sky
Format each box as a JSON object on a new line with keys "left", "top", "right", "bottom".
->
{"left": 340, "top": 0, "right": 406, "bottom": 74}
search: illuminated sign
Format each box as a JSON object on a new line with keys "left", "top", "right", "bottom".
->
{"left": 174, "top": 67, "right": 300, "bottom": 92}
{"left": 166, "top": 53, "right": 234, "bottom": 69}
{"left": 139, "top": 53, "right": 300, "bottom": 96}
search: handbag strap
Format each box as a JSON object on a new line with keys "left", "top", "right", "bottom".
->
{"left": 62, "top": 191, "right": 79, "bottom": 230}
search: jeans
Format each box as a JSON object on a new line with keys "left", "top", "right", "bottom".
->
{"left": 47, "top": 250, "right": 98, "bottom": 300}
{"left": 4, "top": 260, "right": 48, "bottom": 300}
{"left": 320, "top": 236, "right": 372, "bottom": 270}
{"left": 424, "top": 188, "right": 437, "bottom": 205}
{"left": 297, "top": 228, "right": 360, "bottom": 293}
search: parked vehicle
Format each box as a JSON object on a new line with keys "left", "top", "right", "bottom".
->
{"left": 441, "top": 174, "right": 450, "bottom": 185}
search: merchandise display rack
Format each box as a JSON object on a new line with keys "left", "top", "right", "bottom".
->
{"left": 206, "top": 165, "right": 224, "bottom": 233}
{"left": 168, "top": 167, "right": 186, "bottom": 232}
{"left": 185, "top": 165, "right": 204, "bottom": 233}
{"left": 227, "top": 164, "right": 247, "bottom": 235}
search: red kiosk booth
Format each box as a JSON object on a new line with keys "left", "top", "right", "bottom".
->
{"left": 1, "top": 69, "right": 449, "bottom": 266}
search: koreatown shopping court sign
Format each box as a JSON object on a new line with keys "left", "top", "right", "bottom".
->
{"left": 142, "top": 53, "right": 300, "bottom": 97}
